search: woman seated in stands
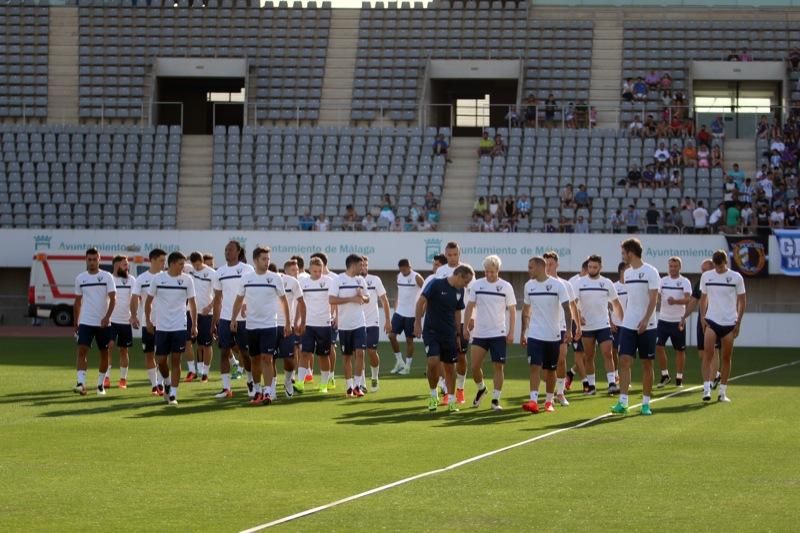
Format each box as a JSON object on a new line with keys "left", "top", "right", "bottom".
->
{"left": 660, "top": 89, "right": 672, "bottom": 108}
{"left": 473, "top": 196, "right": 488, "bottom": 216}
{"left": 643, "top": 114, "right": 658, "bottom": 138}
{"left": 756, "top": 115, "right": 770, "bottom": 139}
{"left": 626, "top": 165, "right": 642, "bottom": 191}
{"left": 682, "top": 141, "right": 698, "bottom": 167}
{"left": 642, "top": 164, "right": 655, "bottom": 188}
{"left": 491, "top": 134, "right": 507, "bottom": 158}
{"left": 656, "top": 113, "right": 671, "bottom": 138}
{"left": 503, "top": 195, "right": 517, "bottom": 219}
{"left": 681, "top": 117, "right": 695, "bottom": 139}
{"left": 670, "top": 143, "right": 682, "bottom": 167}
{"left": 560, "top": 183, "right": 575, "bottom": 208}
{"left": 654, "top": 163, "right": 668, "bottom": 189}
{"left": 712, "top": 145, "right": 724, "bottom": 168}
{"left": 660, "top": 73, "right": 672, "bottom": 90}
{"left": 669, "top": 113, "right": 683, "bottom": 137}
{"left": 621, "top": 78, "right": 634, "bottom": 102}
{"left": 488, "top": 194, "right": 500, "bottom": 217}
{"left": 697, "top": 143, "right": 711, "bottom": 168}
{"left": 517, "top": 195, "right": 531, "bottom": 218}
{"left": 669, "top": 168, "right": 682, "bottom": 189}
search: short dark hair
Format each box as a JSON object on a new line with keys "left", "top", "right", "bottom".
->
{"left": 252, "top": 246, "right": 271, "bottom": 261}
{"left": 581, "top": 259, "right": 590, "bottom": 270}
{"left": 148, "top": 248, "right": 167, "bottom": 260}
{"left": 432, "top": 254, "right": 446, "bottom": 265}
{"left": 309, "top": 257, "right": 323, "bottom": 268}
{"left": 268, "top": 262, "right": 278, "bottom": 273}
{"left": 618, "top": 261, "right": 628, "bottom": 275}
{"left": 712, "top": 249, "right": 728, "bottom": 265}
{"left": 529, "top": 256, "right": 546, "bottom": 268}
{"left": 189, "top": 251, "right": 203, "bottom": 263}
{"left": 202, "top": 253, "right": 213, "bottom": 261}
{"left": 587, "top": 254, "right": 602, "bottom": 266}
{"left": 167, "top": 251, "right": 186, "bottom": 266}
{"left": 445, "top": 241, "right": 459, "bottom": 251}
{"left": 291, "top": 255, "right": 305, "bottom": 270}
{"left": 398, "top": 258, "right": 410, "bottom": 268}
{"left": 111, "top": 254, "right": 126, "bottom": 267}
{"left": 86, "top": 247, "right": 99, "bottom": 256}
{"left": 621, "top": 238, "right": 643, "bottom": 258}
{"left": 542, "top": 250, "right": 559, "bottom": 262}
{"left": 284, "top": 259, "right": 298, "bottom": 271}
{"left": 453, "top": 264, "right": 474, "bottom": 278}
{"left": 345, "top": 253, "right": 362, "bottom": 269}
{"left": 310, "top": 252, "right": 328, "bottom": 266}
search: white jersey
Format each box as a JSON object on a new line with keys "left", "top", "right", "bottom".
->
{"left": 554, "top": 276, "right": 575, "bottom": 331}
{"left": 523, "top": 276, "right": 569, "bottom": 342}
{"left": 133, "top": 270, "right": 160, "bottom": 324}
{"left": 75, "top": 270, "right": 116, "bottom": 327}
{"left": 280, "top": 274, "right": 303, "bottom": 325}
{"left": 395, "top": 270, "right": 421, "bottom": 317}
{"left": 435, "top": 263, "right": 459, "bottom": 279}
{"left": 622, "top": 262, "right": 660, "bottom": 330}
{"left": 300, "top": 276, "right": 332, "bottom": 328}
{"left": 568, "top": 274, "right": 583, "bottom": 306}
{"left": 466, "top": 277, "right": 516, "bottom": 339}
{"left": 109, "top": 274, "right": 135, "bottom": 324}
{"left": 612, "top": 281, "right": 627, "bottom": 327}
{"left": 214, "top": 262, "right": 255, "bottom": 321}
{"left": 701, "top": 269, "right": 746, "bottom": 326}
{"left": 236, "top": 271, "right": 286, "bottom": 330}
{"left": 298, "top": 271, "right": 311, "bottom": 280}
{"left": 659, "top": 275, "right": 692, "bottom": 322}
{"left": 329, "top": 273, "right": 368, "bottom": 330}
{"left": 363, "top": 274, "right": 387, "bottom": 327}
{"left": 148, "top": 271, "right": 195, "bottom": 332}
{"left": 575, "top": 275, "right": 618, "bottom": 331}
{"left": 191, "top": 266, "right": 217, "bottom": 316}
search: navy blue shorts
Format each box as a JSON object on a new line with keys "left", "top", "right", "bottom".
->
{"left": 142, "top": 327, "right": 156, "bottom": 353}
{"left": 656, "top": 320, "right": 686, "bottom": 351}
{"left": 618, "top": 327, "right": 657, "bottom": 360}
{"left": 276, "top": 329, "right": 297, "bottom": 359}
{"left": 423, "top": 333, "right": 457, "bottom": 364}
{"left": 612, "top": 326, "right": 623, "bottom": 351}
{"left": 697, "top": 319, "right": 721, "bottom": 351}
{"left": 330, "top": 325, "right": 339, "bottom": 343}
{"left": 186, "top": 311, "right": 193, "bottom": 338}
{"left": 302, "top": 325, "right": 332, "bottom": 356}
{"left": 77, "top": 324, "right": 111, "bottom": 349}
{"left": 571, "top": 321, "right": 583, "bottom": 352}
{"left": 196, "top": 314, "right": 213, "bottom": 347}
{"left": 339, "top": 327, "right": 366, "bottom": 355}
{"left": 247, "top": 327, "right": 278, "bottom": 356}
{"left": 218, "top": 319, "right": 248, "bottom": 350}
{"left": 472, "top": 336, "right": 507, "bottom": 363}
{"left": 527, "top": 338, "right": 560, "bottom": 370}
{"left": 109, "top": 322, "right": 133, "bottom": 348}
{"left": 390, "top": 313, "right": 415, "bottom": 338}
{"left": 365, "top": 326, "right": 380, "bottom": 349}
{"left": 458, "top": 332, "right": 469, "bottom": 354}
{"left": 155, "top": 329, "right": 187, "bottom": 356}
{"left": 705, "top": 319, "right": 736, "bottom": 342}
{"left": 581, "top": 327, "right": 614, "bottom": 347}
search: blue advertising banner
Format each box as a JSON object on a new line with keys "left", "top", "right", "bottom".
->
{"left": 774, "top": 229, "right": 800, "bottom": 276}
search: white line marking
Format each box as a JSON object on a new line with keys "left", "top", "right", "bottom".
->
{"left": 240, "top": 359, "right": 800, "bottom": 533}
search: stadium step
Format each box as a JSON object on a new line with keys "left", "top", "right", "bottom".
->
{"left": 177, "top": 135, "right": 213, "bottom": 230}
{"left": 47, "top": 6, "right": 80, "bottom": 124}
{"left": 723, "top": 139, "right": 757, "bottom": 176}
{"left": 439, "top": 137, "right": 481, "bottom": 228}
{"left": 589, "top": 16, "right": 623, "bottom": 129}
{"left": 318, "top": 9, "right": 361, "bottom": 126}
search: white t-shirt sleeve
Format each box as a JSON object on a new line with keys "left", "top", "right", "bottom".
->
{"left": 105, "top": 273, "right": 116, "bottom": 295}
{"left": 607, "top": 279, "right": 618, "bottom": 300}
{"left": 505, "top": 283, "right": 517, "bottom": 307}
{"left": 212, "top": 274, "right": 222, "bottom": 293}
{"left": 682, "top": 277, "right": 692, "bottom": 296}
{"left": 275, "top": 275, "right": 287, "bottom": 297}
{"left": 186, "top": 275, "right": 196, "bottom": 299}
{"left": 700, "top": 272, "right": 709, "bottom": 294}
{"left": 148, "top": 278, "right": 158, "bottom": 297}
{"left": 74, "top": 275, "right": 82, "bottom": 297}
{"left": 648, "top": 267, "right": 660, "bottom": 290}
{"left": 328, "top": 276, "right": 340, "bottom": 298}
{"left": 558, "top": 282, "right": 569, "bottom": 305}
{"left": 735, "top": 274, "right": 746, "bottom": 295}
{"left": 523, "top": 282, "right": 531, "bottom": 305}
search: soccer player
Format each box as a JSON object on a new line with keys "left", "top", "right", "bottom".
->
{"left": 611, "top": 262, "right": 629, "bottom": 377}
{"left": 389, "top": 258, "right": 424, "bottom": 375}
{"left": 189, "top": 251, "right": 217, "bottom": 383}
{"left": 542, "top": 251, "right": 581, "bottom": 406}
{"left": 611, "top": 238, "right": 660, "bottom": 416}
{"left": 106, "top": 255, "right": 134, "bottom": 389}
{"left": 279, "top": 259, "right": 307, "bottom": 396}
{"left": 299, "top": 257, "right": 334, "bottom": 393}
{"left": 575, "top": 255, "right": 624, "bottom": 395}
{"left": 145, "top": 251, "right": 197, "bottom": 405}
{"left": 203, "top": 254, "right": 215, "bottom": 268}
{"left": 684, "top": 259, "right": 721, "bottom": 388}
{"left": 230, "top": 246, "right": 290, "bottom": 405}
{"left": 361, "top": 255, "right": 391, "bottom": 393}
{"left": 329, "top": 254, "right": 369, "bottom": 398}
{"left": 131, "top": 248, "right": 167, "bottom": 396}
{"left": 521, "top": 256, "right": 572, "bottom": 414}
{"left": 463, "top": 255, "right": 516, "bottom": 410}
{"left": 311, "top": 251, "right": 338, "bottom": 389}
{"left": 415, "top": 264, "right": 474, "bottom": 413}
{"left": 73, "top": 248, "right": 116, "bottom": 396}
{"left": 569, "top": 260, "right": 590, "bottom": 392}
{"left": 655, "top": 256, "right": 692, "bottom": 388}
{"left": 293, "top": 255, "right": 310, "bottom": 280}
{"left": 699, "top": 250, "right": 746, "bottom": 403}
{"left": 212, "top": 240, "right": 255, "bottom": 399}
{"left": 434, "top": 241, "right": 470, "bottom": 404}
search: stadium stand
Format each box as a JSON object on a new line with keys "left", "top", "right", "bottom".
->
{"left": 0, "top": 125, "right": 181, "bottom": 229}
{"left": 0, "top": 3, "right": 49, "bottom": 120}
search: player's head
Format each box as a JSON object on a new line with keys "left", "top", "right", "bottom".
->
{"left": 712, "top": 249, "right": 728, "bottom": 270}
{"left": 580, "top": 259, "right": 589, "bottom": 276}
{"left": 542, "top": 250, "right": 559, "bottom": 277}
{"left": 398, "top": 258, "right": 411, "bottom": 275}
{"left": 482, "top": 254, "right": 501, "bottom": 282}
{"left": 202, "top": 253, "right": 214, "bottom": 268}
{"left": 431, "top": 253, "right": 446, "bottom": 273}
{"left": 444, "top": 241, "right": 460, "bottom": 266}
{"left": 167, "top": 251, "right": 186, "bottom": 273}
{"left": 267, "top": 262, "right": 278, "bottom": 273}
{"left": 620, "top": 238, "right": 643, "bottom": 263}
{"left": 310, "top": 252, "right": 328, "bottom": 266}
{"left": 284, "top": 260, "right": 299, "bottom": 277}
{"left": 291, "top": 255, "right": 305, "bottom": 272}
{"left": 586, "top": 254, "right": 602, "bottom": 278}
{"left": 252, "top": 246, "right": 271, "bottom": 272}
{"left": 345, "top": 253, "right": 363, "bottom": 275}
{"left": 225, "top": 240, "right": 244, "bottom": 265}
{"left": 528, "top": 256, "right": 546, "bottom": 280}
{"left": 148, "top": 248, "right": 167, "bottom": 272}
{"left": 668, "top": 256, "right": 682, "bottom": 277}
{"left": 189, "top": 251, "right": 204, "bottom": 270}
{"left": 617, "top": 261, "right": 629, "bottom": 281}
{"left": 84, "top": 247, "right": 100, "bottom": 272}
{"left": 700, "top": 258, "right": 714, "bottom": 272}
{"left": 360, "top": 255, "right": 370, "bottom": 276}
{"left": 450, "top": 264, "right": 474, "bottom": 289}
{"left": 308, "top": 257, "right": 324, "bottom": 280}
{"left": 112, "top": 255, "right": 128, "bottom": 277}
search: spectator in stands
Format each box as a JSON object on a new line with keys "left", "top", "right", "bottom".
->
{"left": 645, "top": 201, "right": 660, "bottom": 234}
{"left": 681, "top": 196, "right": 696, "bottom": 211}
{"left": 622, "top": 78, "right": 634, "bottom": 102}
{"left": 424, "top": 191, "right": 439, "bottom": 211}
{"left": 503, "top": 195, "right": 517, "bottom": 219}
{"left": 628, "top": 115, "right": 644, "bottom": 137}
{"left": 632, "top": 77, "right": 648, "bottom": 101}
{"left": 726, "top": 48, "right": 740, "bottom": 61}
{"left": 669, "top": 113, "right": 683, "bottom": 137}
{"left": 379, "top": 201, "right": 396, "bottom": 227}
{"left": 417, "top": 215, "right": 433, "bottom": 232}
{"left": 739, "top": 177, "right": 755, "bottom": 204}
{"left": 755, "top": 204, "right": 771, "bottom": 235}
{"left": 697, "top": 125, "right": 712, "bottom": 147}
{"left": 473, "top": 196, "right": 488, "bottom": 215}
{"left": 524, "top": 93, "right": 538, "bottom": 126}
{"left": 299, "top": 209, "right": 314, "bottom": 231}
{"left": 656, "top": 114, "right": 671, "bottom": 138}
{"left": 697, "top": 143, "right": 711, "bottom": 168}
{"left": 563, "top": 102, "right": 576, "bottom": 128}
{"left": 426, "top": 204, "right": 440, "bottom": 229}
{"left": 645, "top": 70, "right": 660, "bottom": 90}
{"left": 693, "top": 200, "right": 709, "bottom": 233}
{"left": 709, "top": 202, "right": 725, "bottom": 233}
{"left": 314, "top": 213, "right": 330, "bottom": 232}
{"left": 654, "top": 164, "right": 668, "bottom": 188}
{"left": 654, "top": 142, "right": 670, "bottom": 164}
{"left": 759, "top": 171, "right": 775, "bottom": 205}
{"left": 669, "top": 168, "right": 682, "bottom": 189}
{"left": 664, "top": 206, "right": 680, "bottom": 233}
{"left": 739, "top": 48, "right": 753, "bottom": 62}
{"left": 574, "top": 215, "right": 589, "bottom": 233}
{"left": 478, "top": 131, "right": 494, "bottom": 157}
{"left": 488, "top": 194, "right": 500, "bottom": 217}
{"left": 361, "top": 213, "right": 377, "bottom": 231}
{"left": 343, "top": 204, "right": 358, "bottom": 230}
{"left": 740, "top": 202, "right": 754, "bottom": 231}
{"left": 770, "top": 204, "right": 785, "bottom": 229}
{"left": 574, "top": 184, "right": 590, "bottom": 208}
{"left": 609, "top": 209, "right": 625, "bottom": 233}
{"left": 643, "top": 114, "right": 658, "bottom": 138}
{"left": 560, "top": 215, "right": 574, "bottom": 234}
{"left": 491, "top": 134, "right": 507, "bottom": 158}
{"left": 626, "top": 165, "right": 642, "bottom": 190}
{"left": 470, "top": 213, "right": 482, "bottom": 232}
{"left": 756, "top": 163, "right": 770, "bottom": 180}
{"left": 757, "top": 115, "right": 770, "bottom": 139}
{"left": 788, "top": 47, "right": 800, "bottom": 71}
{"left": 727, "top": 163, "right": 745, "bottom": 188}
{"left": 711, "top": 116, "right": 725, "bottom": 140}
{"left": 625, "top": 205, "right": 640, "bottom": 233}
{"left": 589, "top": 106, "right": 598, "bottom": 129}
{"left": 786, "top": 203, "right": 798, "bottom": 228}
{"left": 725, "top": 202, "right": 741, "bottom": 233}
{"left": 480, "top": 213, "right": 496, "bottom": 233}
{"left": 577, "top": 100, "right": 590, "bottom": 128}
{"left": 661, "top": 89, "right": 673, "bottom": 108}
{"left": 545, "top": 218, "right": 558, "bottom": 233}
{"left": 433, "top": 134, "right": 452, "bottom": 163}
{"left": 712, "top": 145, "right": 724, "bottom": 168}
{"left": 390, "top": 217, "right": 405, "bottom": 232}
{"left": 560, "top": 184, "right": 575, "bottom": 208}
{"left": 680, "top": 204, "right": 694, "bottom": 233}
{"left": 681, "top": 116, "right": 695, "bottom": 138}
{"left": 517, "top": 195, "right": 531, "bottom": 218}
{"left": 505, "top": 107, "right": 521, "bottom": 128}
{"left": 660, "top": 73, "right": 672, "bottom": 90}
{"left": 642, "top": 164, "right": 655, "bottom": 188}
{"left": 669, "top": 143, "right": 682, "bottom": 167}
{"left": 544, "top": 94, "right": 557, "bottom": 127}
{"left": 723, "top": 176, "right": 738, "bottom": 209}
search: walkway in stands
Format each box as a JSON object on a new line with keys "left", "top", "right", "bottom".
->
{"left": 439, "top": 137, "right": 480, "bottom": 229}
{"left": 177, "top": 135, "right": 213, "bottom": 230}
{"left": 319, "top": 8, "right": 359, "bottom": 125}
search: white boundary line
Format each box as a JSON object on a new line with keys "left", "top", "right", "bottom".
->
{"left": 240, "top": 359, "right": 800, "bottom": 533}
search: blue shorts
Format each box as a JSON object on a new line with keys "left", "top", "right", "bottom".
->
{"left": 276, "top": 329, "right": 297, "bottom": 359}
{"left": 705, "top": 319, "right": 736, "bottom": 342}
{"left": 196, "top": 314, "right": 213, "bottom": 347}
{"left": 247, "top": 327, "right": 278, "bottom": 356}
{"left": 527, "top": 338, "right": 560, "bottom": 370}
{"left": 612, "top": 326, "right": 623, "bottom": 351}
{"left": 618, "top": 327, "right": 657, "bottom": 360}
{"left": 697, "top": 319, "right": 721, "bottom": 351}
{"left": 155, "top": 329, "right": 187, "bottom": 356}
{"left": 186, "top": 311, "right": 193, "bottom": 339}
{"left": 77, "top": 324, "right": 111, "bottom": 349}
{"left": 142, "top": 327, "right": 156, "bottom": 353}
{"left": 330, "top": 325, "right": 339, "bottom": 343}
{"left": 423, "top": 333, "right": 457, "bottom": 364}
{"left": 302, "top": 325, "right": 332, "bottom": 356}
{"left": 571, "top": 321, "right": 583, "bottom": 352}
{"left": 390, "top": 313, "right": 415, "bottom": 338}
{"left": 471, "top": 336, "right": 507, "bottom": 363}
{"left": 581, "top": 327, "right": 614, "bottom": 348}
{"left": 109, "top": 322, "right": 133, "bottom": 348}
{"left": 656, "top": 320, "right": 686, "bottom": 351}
{"left": 218, "top": 319, "right": 248, "bottom": 351}
{"left": 339, "top": 327, "right": 366, "bottom": 356}
{"left": 365, "top": 326, "right": 380, "bottom": 349}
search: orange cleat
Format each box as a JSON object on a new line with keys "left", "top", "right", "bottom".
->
{"left": 522, "top": 400, "right": 540, "bottom": 413}
{"left": 441, "top": 394, "right": 450, "bottom": 406}
{"left": 249, "top": 392, "right": 263, "bottom": 405}
{"left": 185, "top": 372, "right": 197, "bottom": 383}
{"left": 304, "top": 373, "right": 313, "bottom": 383}
{"left": 118, "top": 378, "right": 128, "bottom": 389}
{"left": 456, "top": 388, "right": 465, "bottom": 404}
{"left": 103, "top": 376, "right": 111, "bottom": 389}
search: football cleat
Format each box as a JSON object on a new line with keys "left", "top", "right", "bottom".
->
{"left": 441, "top": 394, "right": 449, "bottom": 406}
{"left": 151, "top": 386, "right": 160, "bottom": 396}
{"left": 718, "top": 394, "right": 731, "bottom": 403}
{"left": 657, "top": 374, "right": 671, "bottom": 388}
{"left": 448, "top": 402, "right": 460, "bottom": 413}
{"left": 521, "top": 400, "right": 540, "bottom": 413}
{"left": 544, "top": 401, "right": 555, "bottom": 413}
{"left": 370, "top": 378, "right": 379, "bottom": 393}
{"left": 390, "top": 361, "right": 404, "bottom": 374}
{"left": 676, "top": 377, "right": 683, "bottom": 387}
{"left": 156, "top": 384, "right": 165, "bottom": 396}
{"left": 702, "top": 393, "right": 712, "bottom": 402}
{"left": 427, "top": 396, "right": 439, "bottom": 412}
{"left": 565, "top": 370, "right": 574, "bottom": 390}
{"left": 96, "top": 385, "right": 106, "bottom": 396}
{"left": 556, "top": 393, "right": 570, "bottom": 406}
{"left": 304, "top": 373, "right": 313, "bottom": 383}
{"left": 712, "top": 375, "right": 721, "bottom": 389}
{"left": 354, "top": 386, "right": 365, "bottom": 398}
{"left": 398, "top": 364, "right": 411, "bottom": 375}
{"left": 118, "top": 378, "right": 128, "bottom": 389}
{"left": 185, "top": 372, "right": 197, "bottom": 383}
{"left": 640, "top": 404, "right": 653, "bottom": 416}
{"left": 490, "top": 399, "right": 503, "bottom": 411}
{"left": 167, "top": 396, "right": 178, "bottom": 406}
{"left": 74, "top": 383, "right": 87, "bottom": 396}
{"left": 607, "top": 383, "right": 620, "bottom": 396}
{"left": 585, "top": 384, "right": 596, "bottom": 396}
{"left": 249, "top": 392, "right": 263, "bottom": 406}
{"left": 215, "top": 388, "right": 233, "bottom": 399}
{"left": 456, "top": 388, "right": 465, "bottom": 404}
{"left": 200, "top": 374, "right": 209, "bottom": 383}
{"left": 346, "top": 387, "right": 355, "bottom": 398}
{"left": 610, "top": 401, "right": 628, "bottom": 415}
{"left": 103, "top": 376, "right": 111, "bottom": 389}
{"left": 472, "top": 387, "right": 488, "bottom": 408}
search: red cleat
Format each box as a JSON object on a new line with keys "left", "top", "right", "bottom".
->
{"left": 185, "top": 372, "right": 197, "bottom": 383}
{"left": 103, "top": 376, "right": 111, "bottom": 389}
{"left": 456, "top": 388, "right": 465, "bottom": 404}
{"left": 304, "top": 373, "right": 313, "bottom": 383}
{"left": 118, "top": 378, "right": 128, "bottom": 389}
{"left": 249, "top": 392, "right": 263, "bottom": 405}
{"left": 522, "top": 400, "right": 540, "bottom": 413}
{"left": 151, "top": 386, "right": 160, "bottom": 396}
{"left": 156, "top": 384, "right": 165, "bottom": 397}
{"left": 215, "top": 389, "right": 233, "bottom": 399}
{"left": 441, "top": 394, "right": 450, "bottom": 406}
{"left": 565, "top": 372, "right": 573, "bottom": 391}
{"left": 354, "top": 387, "right": 364, "bottom": 398}
{"left": 262, "top": 395, "right": 272, "bottom": 406}
{"left": 200, "top": 374, "right": 209, "bottom": 383}
{"left": 544, "top": 401, "right": 555, "bottom": 413}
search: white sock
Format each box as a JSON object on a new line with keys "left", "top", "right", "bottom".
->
{"left": 120, "top": 367, "right": 128, "bottom": 379}
{"left": 105, "top": 366, "right": 112, "bottom": 378}
{"left": 229, "top": 355, "right": 239, "bottom": 367}
{"left": 477, "top": 381, "right": 486, "bottom": 391}
{"left": 188, "top": 360, "right": 196, "bottom": 373}
{"left": 492, "top": 389, "right": 501, "bottom": 400}
{"left": 284, "top": 371, "right": 293, "bottom": 389}
{"left": 606, "top": 372, "right": 616, "bottom": 385}
{"left": 715, "top": 370, "right": 721, "bottom": 379}
{"left": 320, "top": 371, "right": 329, "bottom": 384}
{"left": 456, "top": 373, "right": 466, "bottom": 390}
{"left": 271, "top": 377, "right": 277, "bottom": 391}
{"left": 97, "top": 372, "right": 105, "bottom": 388}
{"left": 298, "top": 367, "right": 308, "bottom": 382}
{"left": 146, "top": 368, "right": 157, "bottom": 387}
{"left": 246, "top": 370, "right": 253, "bottom": 383}
{"left": 163, "top": 375, "right": 171, "bottom": 388}
{"left": 222, "top": 373, "right": 231, "bottom": 390}
{"left": 394, "top": 352, "right": 403, "bottom": 363}
{"left": 346, "top": 378, "right": 354, "bottom": 390}
{"left": 448, "top": 393, "right": 455, "bottom": 404}
{"left": 587, "top": 374, "right": 596, "bottom": 386}
{"left": 254, "top": 383, "right": 262, "bottom": 394}
{"left": 556, "top": 378, "right": 565, "bottom": 395}
{"left": 438, "top": 377, "right": 448, "bottom": 394}
{"left": 642, "top": 395, "right": 650, "bottom": 405}
{"left": 620, "top": 393, "right": 629, "bottom": 406}
{"left": 370, "top": 365, "right": 379, "bottom": 380}
{"left": 264, "top": 385, "right": 272, "bottom": 396}
{"left": 156, "top": 374, "right": 164, "bottom": 386}
{"left": 661, "top": 369, "right": 669, "bottom": 377}
{"left": 546, "top": 392, "right": 554, "bottom": 403}
{"left": 529, "top": 391, "right": 539, "bottom": 402}
{"left": 77, "top": 369, "right": 87, "bottom": 385}
{"left": 171, "top": 386, "right": 178, "bottom": 400}
{"left": 404, "top": 357, "right": 413, "bottom": 367}
{"left": 430, "top": 388, "right": 438, "bottom": 398}
{"left": 719, "top": 384, "right": 728, "bottom": 395}
{"left": 676, "top": 372, "right": 683, "bottom": 380}
{"left": 703, "top": 381, "right": 712, "bottom": 394}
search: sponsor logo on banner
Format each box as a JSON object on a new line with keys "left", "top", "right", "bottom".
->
{"left": 774, "top": 229, "right": 800, "bottom": 276}
{"left": 726, "top": 235, "right": 768, "bottom": 277}
{"left": 425, "top": 238, "right": 443, "bottom": 263}
{"left": 33, "top": 235, "right": 52, "bottom": 250}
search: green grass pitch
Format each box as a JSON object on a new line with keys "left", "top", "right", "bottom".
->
{"left": 1, "top": 338, "right": 799, "bottom": 532}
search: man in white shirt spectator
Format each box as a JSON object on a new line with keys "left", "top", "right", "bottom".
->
{"left": 654, "top": 142, "right": 670, "bottom": 164}
{"left": 692, "top": 200, "right": 709, "bottom": 233}
{"left": 770, "top": 136, "right": 785, "bottom": 154}
{"left": 708, "top": 202, "right": 725, "bottom": 233}
{"left": 770, "top": 204, "right": 785, "bottom": 228}
{"left": 628, "top": 115, "right": 644, "bottom": 137}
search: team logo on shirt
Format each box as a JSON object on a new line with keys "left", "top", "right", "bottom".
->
{"left": 96, "top": 275, "right": 102, "bottom": 282}
{"left": 726, "top": 276, "right": 732, "bottom": 283}
{"left": 121, "top": 279, "right": 127, "bottom": 285}
{"left": 546, "top": 284, "right": 552, "bottom": 291}
{"left": 639, "top": 272, "right": 645, "bottom": 279}
{"left": 367, "top": 279, "right": 373, "bottom": 286}
{"left": 177, "top": 279, "right": 184, "bottom": 285}
{"left": 236, "top": 268, "right": 242, "bottom": 274}
{"left": 320, "top": 281, "right": 326, "bottom": 288}
{"left": 496, "top": 285, "right": 502, "bottom": 292}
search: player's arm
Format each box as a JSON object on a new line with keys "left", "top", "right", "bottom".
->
{"left": 699, "top": 293, "right": 708, "bottom": 328}
{"left": 294, "top": 296, "right": 306, "bottom": 334}
{"left": 670, "top": 291, "right": 693, "bottom": 306}
{"left": 229, "top": 294, "right": 245, "bottom": 332}
{"left": 455, "top": 309, "right": 463, "bottom": 340}
{"left": 569, "top": 299, "right": 581, "bottom": 338}
{"left": 129, "top": 290, "right": 140, "bottom": 329}
{"left": 73, "top": 295, "right": 82, "bottom": 334}
{"left": 144, "top": 294, "right": 155, "bottom": 333}
{"left": 639, "top": 289, "right": 658, "bottom": 333}
{"left": 102, "top": 292, "right": 116, "bottom": 328}
{"left": 734, "top": 292, "right": 746, "bottom": 338}
{"left": 380, "top": 293, "right": 392, "bottom": 333}
{"left": 415, "top": 273, "right": 424, "bottom": 288}
{"left": 211, "top": 289, "right": 222, "bottom": 329}
{"left": 611, "top": 298, "right": 624, "bottom": 326}
{"left": 188, "top": 297, "right": 198, "bottom": 338}
{"left": 413, "top": 294, "right": 427, "bottom": 338}
{"left": 279, "top": 295, "right": 291, "bottom": 336}
{"left": 562, "top": 301, "right": 573, "bottom": 343}
{"left": 463, "top": 301, "right": 475, "bottom": 339}
{"left": 506, "top": 304, "right": 516, "bottom": 344}
{"left": 520, "top": 303, "right": 530, "bottom": 345}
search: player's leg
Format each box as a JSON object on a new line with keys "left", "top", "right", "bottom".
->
{"left": 73, "top": 326, "right": 91, "bottom": 395}
{"left": 328, "top": 326, "right": 338, "bottom": 389}
{"left": 701, "top": 326, "right": 719, "bottom": 401}
{"left": 470, "top": 340, "right": 489, "bottom": 407}
{"left": 95, "top": 327, "right": 111, "bottom": 395}
{"left": 717, "top": 327, "right": 735, "bottom": 402}
{"left": 184, "top": 311, "right": 197, "bottom": 382}
{"left": 340, "top": 330, "right": 355, "bottom": 396}
{"left": 523, "top": 339, "right": 542, "bottom": 413}
{"left": 491, "top": 359, "right": 505, "bottom": 410}
{"left": 455, "top": 337, "right": 468, "bottom": 404}
{"left": 103, "top": 335, "right": 114, "bottom": 389}
{"left": 366, "top": 326, "right": 380, "bottom": 392}
{"left": 555, "top": 333, "right": 569, "bottom": 405}
{"left": 215, "top": 319, "right": 235, "bottom": 398}
{"left": 655, "top": 321, "right": 672, "bottom": 388}
{"left": 598, "top": 339, "right": 618, "bottom": 394}
{"left": 673, "top": 325, "right": 687, "bottom": 387}
{"left": 402, "top": 329, "right": 415, "bottom": 374}
{"left": 247, "top": 329, "right": 263, "bottom": 403}
{"left": 581, "top": 334, "right": 597, "bottom": 394}
{"left": 639, "top": 329, "right": 656, "bottom": 415}
{"left": 611, "top": 328, "right": 635, "bottom": 414}
{"left": 389, "top": 313, "right": 404, "bottom": 374}
{"left": 542, "top": 342, "right": 559, "bottom": 412}
{"left": 425, "top": 344, "right": 442, "bottom": 411}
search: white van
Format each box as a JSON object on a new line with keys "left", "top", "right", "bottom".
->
{"left": 28, "top": 252, "right": 151, "bottom": 327}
